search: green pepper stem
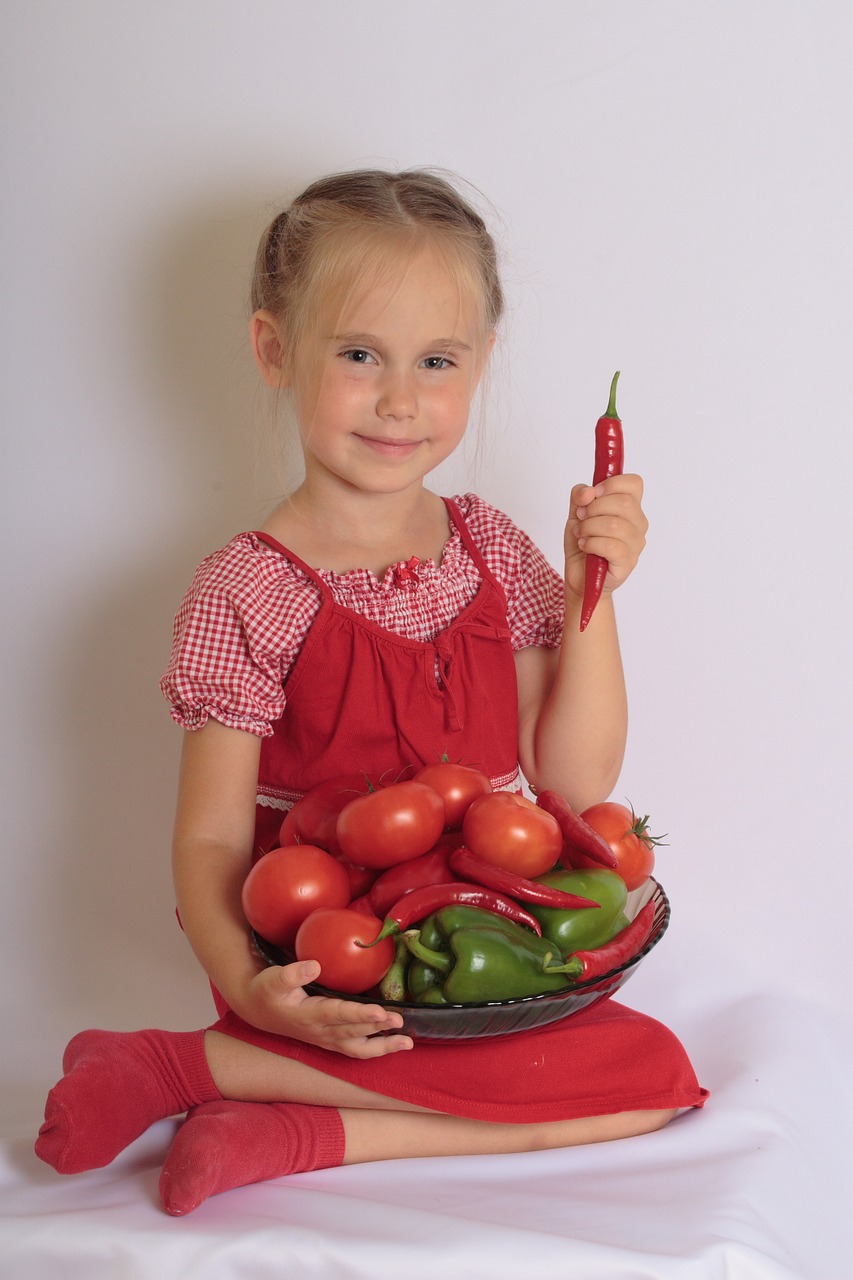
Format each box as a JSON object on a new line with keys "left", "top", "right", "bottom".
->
{"left": 543, "top": 955, "right": 584, "bottom": 978}
{"left": 605, "top": 371, "right": 620, "bottom": 419}
{"left": 403, "top": 930, "right": 452, "bottom": 974}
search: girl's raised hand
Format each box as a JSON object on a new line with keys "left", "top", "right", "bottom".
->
{"left": 237, "top": 959, "right": 414, "bottom": 1059}
{"left": 564, "top": 474, "right": 648, "bottom": 603}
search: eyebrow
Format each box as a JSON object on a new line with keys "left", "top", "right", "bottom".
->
{"left": 331, "top": 331, "right": 474, "bottom": 353}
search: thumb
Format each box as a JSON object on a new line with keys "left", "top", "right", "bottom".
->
{"left": 275, "top": 958, "right": 321, "bottom": 992}
{"left": 298, "top": 959, "right": 322, "bottom": 985}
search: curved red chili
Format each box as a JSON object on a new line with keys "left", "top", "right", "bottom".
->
{"left": 366, "top": 882, "right": 542, "bottom": 944}
{"left": 448, "top": 846, "right": 599, "bottom": 910}
{"left": 368, "top": 845, "right": 454, "bottom": 918}
{"left": 535, "top": 790, "right": 618, "bottom": 869}
{"left": 580, "top": 371, "right": 624, "bottom": 632}
{"left": 555, "top": 901, "right": 656, "bottom": 981}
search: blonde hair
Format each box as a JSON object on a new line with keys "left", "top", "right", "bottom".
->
{"left": 251, "top": 169, "right": 504, "bottom": 365}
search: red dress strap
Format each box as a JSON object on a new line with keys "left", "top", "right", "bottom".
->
{"left": 251, "top": 531, "right": 330, "bottom": 594}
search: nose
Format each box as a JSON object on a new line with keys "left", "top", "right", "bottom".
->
{"left": 376, "top": 368, "right": 417, "bottom": 421}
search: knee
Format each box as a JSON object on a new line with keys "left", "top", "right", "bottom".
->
{"left": 618, "top": 1106, "right": 679, "bottom": 1138}
{"left": 526, "top": 1106, "right": 679, "bottom": 1151}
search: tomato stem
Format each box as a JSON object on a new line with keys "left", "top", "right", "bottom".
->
{"left": 627, "top": 803, "right": 669, "bottom": 850}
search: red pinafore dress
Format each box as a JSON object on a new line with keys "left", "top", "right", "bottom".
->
{"left": 210, "top": 500, "right": 708, "bottom": 1122}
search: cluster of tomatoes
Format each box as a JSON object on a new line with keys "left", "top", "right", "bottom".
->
{"left": 241, "top": 761, "right": 658, "bottom": 995}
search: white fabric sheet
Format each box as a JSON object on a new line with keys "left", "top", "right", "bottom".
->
{"left": 1, "top": 994, "right": 848, "bottom": 1280}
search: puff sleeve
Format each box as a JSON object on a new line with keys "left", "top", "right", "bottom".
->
{"left": 458, "top": 494, "right": 565, "bottom": 650}
{"left": 160, "top": 534, "right": 323, "bottom": 737}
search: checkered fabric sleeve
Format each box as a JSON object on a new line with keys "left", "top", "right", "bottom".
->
{"left": 160, "top": 535, "right": 323, "bottom": 737}
{"left": 458, "top": 494, "right": 565, "bottom": 650}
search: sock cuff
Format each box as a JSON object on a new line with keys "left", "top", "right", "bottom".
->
{"left": 311, "top": 1105, "right": 347, "bottom": 1167}
{"left": 164, "top": 1030, "right": 222, "bottom": 1106}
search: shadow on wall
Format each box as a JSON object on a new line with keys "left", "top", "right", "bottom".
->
{"left": 37, "top": 190, "right": 307, "bottom": 1036}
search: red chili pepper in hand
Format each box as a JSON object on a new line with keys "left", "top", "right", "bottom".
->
{"left": 448, "top": 846, "right": 599, "bottom": 910}
{"left": 579, "top": 371, "right": 624, "bottom": 632}
{"left": 557, "top": 901, "right": 656, "bottom": 981}
{"left": 365, "top": 882, "right": 542, "bottom": 945}
{"left": 536, "top": 790, "right": 619, "bottom": 869}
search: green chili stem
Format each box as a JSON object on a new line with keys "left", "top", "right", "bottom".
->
{"left": 605, "top": 371, "right": 620, "bottom": 420}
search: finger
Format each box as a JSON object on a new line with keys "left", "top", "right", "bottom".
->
{"left": 572, "top": 472, "right": 643, "bottom": 513}
{"left": 594, "top": 472, "right": 644, "bottom": 500}
{"left": 313, "top": 996, "right": 406, "bottom": 1033}
{"left": 270, "top": 959, "right": 320, "bottom": 1000}
{"left": 575, "top": 496, "right": 648, "bottom": 540}
{"left": 337, "top": 1032, "right": 414, "bottom": 1059}
{"left": 576, "top": 530, "right": 645, "bottom": 582}
{"left": 576, "top": 533, "right": 630, "bottom": 565}
{"left": 571, "top": 482, "right": 596, "bottom": 514}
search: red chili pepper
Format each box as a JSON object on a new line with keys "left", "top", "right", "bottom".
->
{"left": 448, "top": 846, "right": 600, "bottom": 910}
{"left": 366, "top": 882, "right": 542, "bottom": 945}
{"left": 555, "top": 901, "right": 656, "bottom": 981}
{"left": 579, "top": 371, "right": 624, "bottom": 632}
{"left": 536, "top": 790, "right": 618, "bottom": 869}
{"left": 368, "top": 845, "right": 454, "bottom": 918}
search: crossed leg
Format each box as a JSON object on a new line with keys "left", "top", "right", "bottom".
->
{"left": 35, "top": 1025, "right": 677, "bottom": 1215}
{"left": 157, "top": 1030, "right": 676, "bottom": 1214}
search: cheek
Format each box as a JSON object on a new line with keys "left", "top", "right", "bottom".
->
{"left": 297, "top": 373, "right": 359, "bottom": 422}
{"left": 432, "top": 383, "right": 475, "bottom": 425}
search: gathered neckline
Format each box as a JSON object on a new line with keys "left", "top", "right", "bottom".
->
{"left": 310, "top": 530, "right": 462, "bottom": 593}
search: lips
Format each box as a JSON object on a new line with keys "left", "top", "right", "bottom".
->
{"left": 355, "top": 435, "right": 422, "bottom": 457}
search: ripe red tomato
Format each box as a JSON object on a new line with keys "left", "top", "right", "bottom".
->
{"left": 278, "top": 774, "right": 374, "bottom": 855}
{"left": 336, "top": 781, "right": 445, "bottom": 869}
{"left": 578, "top": 802, "right": 659, "bottom": 891}
{"left": 413, "top": 761, "right": 493, "bottom": 829}
{"left": 461, "top": 792, "right": 562, "bottom": 878}
{"left": 294, "top": 908, "right": 396, "bottom": 994}
{"left": 241, "top": 845, "right": 351, "bottom": 950}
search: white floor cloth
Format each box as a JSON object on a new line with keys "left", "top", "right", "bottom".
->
{"left": 1, "top": 993, "right": 848, "bottom": 1280}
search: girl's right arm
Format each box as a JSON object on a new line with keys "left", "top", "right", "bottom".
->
{"left": 171, "top": 718, "right": 412, "bottom": 1058}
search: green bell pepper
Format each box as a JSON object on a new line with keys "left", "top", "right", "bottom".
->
{"left": 529, "top": 868, "right": 628, "bottom": 957}
{"left": 418, "top": 903, "right": 538, "bottom": 953}
{"left": 405, "top": 921, "right": 569, "bottom": 1004}
{"left": 407, "top": 957, "right": 446, "bottom": 1001}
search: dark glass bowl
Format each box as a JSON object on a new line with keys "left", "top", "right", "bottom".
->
{"left": 252, "top": 878, "right": 670, "bottom": 1041}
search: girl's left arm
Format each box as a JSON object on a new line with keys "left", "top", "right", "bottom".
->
{"left": 515, "top": 474, "right": 648, "bottom": 811}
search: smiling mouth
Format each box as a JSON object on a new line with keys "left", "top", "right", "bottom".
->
{"left": 355, "top": 435, "right": 422, "bottom": 457}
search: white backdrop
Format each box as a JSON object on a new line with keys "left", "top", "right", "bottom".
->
{"left": 2, "top": 1, "right": 851, "bottom": 1273}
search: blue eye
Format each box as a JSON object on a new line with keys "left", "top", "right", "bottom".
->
{"left": 342, "top": 348, "right": 374, "bottom": 364}
{"left": 423, "top": 356, "right": 452, "bottom": 370}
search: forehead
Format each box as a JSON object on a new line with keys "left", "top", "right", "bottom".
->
{"left": 315, "top": 234, "right": 486, "bottom": 339}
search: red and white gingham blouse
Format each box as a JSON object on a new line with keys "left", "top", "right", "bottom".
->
{"left": 160, "top": 493, "right": 565, "bottom": 738}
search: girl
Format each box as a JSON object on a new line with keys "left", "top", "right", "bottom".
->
{"left": 35, "top": 169, "right": 707, "bottom": 1216}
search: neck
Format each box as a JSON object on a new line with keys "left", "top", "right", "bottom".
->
{"left": 264, "top": 479, "right": 450, "bottom": 577}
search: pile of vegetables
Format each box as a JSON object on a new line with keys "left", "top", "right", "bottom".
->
{"left": 241, "top": 761, "right": 665, "bottom": 1004}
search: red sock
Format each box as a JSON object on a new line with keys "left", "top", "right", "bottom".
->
{"left": 35, "top": 1028, "right": 221, "bottom": 1174}
{"left": 159, "top": 1099, "right": 346, "bottom": 1215}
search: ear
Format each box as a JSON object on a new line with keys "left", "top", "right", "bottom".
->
{"left": 250, "top": 310, "right": 289, "bottom": 388}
